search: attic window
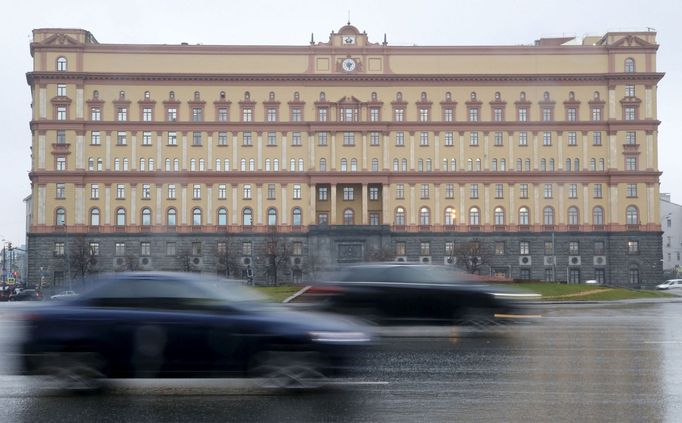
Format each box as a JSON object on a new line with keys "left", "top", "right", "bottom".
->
{"left": 56, "top": 57, "right": 67, "bottom": 71}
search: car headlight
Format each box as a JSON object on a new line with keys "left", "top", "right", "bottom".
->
{"left": 308, "top": 331, "right": 371, "bottom": 343}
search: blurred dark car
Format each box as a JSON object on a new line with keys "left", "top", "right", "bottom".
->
{"left": 9, "top": 289, "right": 43, "bottom": 302}
{"left": 300, "top": 264, "right": 539, "bottom": 326}
{"left": 19, "top": 272, "right": 371, "bottom": 391}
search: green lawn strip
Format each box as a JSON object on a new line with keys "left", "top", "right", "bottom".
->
{"left": 512, "top": 282, "right": 673, "bottom": 301}
{"left": 253, "top": 285, "right": 304, "bottom": 302}
{"left": 556, "top": 288, "right": 674, "bottom": 301}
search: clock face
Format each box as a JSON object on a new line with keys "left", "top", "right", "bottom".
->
{"left": 342, "top": 58, "right": 356, "bottom": 72}
{"left": 344, "top": 36, "right": 355, "bottom": 45}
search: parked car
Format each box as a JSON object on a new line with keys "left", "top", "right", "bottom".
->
{"left": 298, "top": 263, "right": 540, "bottom": 326}
{"left": 9, "top": 289, "right": 43, "bottom": 302}
{"left": 656, "top": 279, "right": 682, "bottom": 290}
{"left": 50, "top": 290, "right": 78, "bottom": 301}
{"left": 19, "top": 272, "right": 372, "bottom": 391}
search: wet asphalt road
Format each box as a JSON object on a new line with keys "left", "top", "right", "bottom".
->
{"left": 0, "top": 301, "right": 681, "bottom": 423}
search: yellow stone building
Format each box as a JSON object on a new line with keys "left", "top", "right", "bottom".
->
{"left": 26, "top": 24, "right": 664, "bottom": 286}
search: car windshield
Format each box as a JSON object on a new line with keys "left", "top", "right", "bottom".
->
{"left": 335, "top": 265, "right": 472, "bottom": 284}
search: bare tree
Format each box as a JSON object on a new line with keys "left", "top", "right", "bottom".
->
{"left": 303, "top": 250, "right": 324, "bottom": 283}
{"left": 69, "top": 237, "right": 96, "bottom": 282}
{"left": 176, "top": 247, "right": 193, "bottom": 272}
{"left": 367, "top": 245, "right": 396, "bottom": 262}
{"left": 450, "top": 239, "right": 493, "bottom": 274}
{"left": 262, "top": 233, "right": 291, "bottom": 286}
{"left": 214, "top": 240, "right": 241, "bottom": 278}
{"left": 124, "top": 253, "right": 140, "bottom": 271}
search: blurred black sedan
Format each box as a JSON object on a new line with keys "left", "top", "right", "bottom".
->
{"left": 19, "top": 272, "right": 371, "bottom": 391}
{"left": 298, "top": 264, "right": 539, "bottom": 326}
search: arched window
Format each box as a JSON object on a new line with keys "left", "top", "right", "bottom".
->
{"left": 548, "top": 159, "right": 554, "bottom": 171}
{"left": 265, "top": 159, "right": 271, "bottom": 171}
{"left": 340, "top": 158, "right": 348, "bottom": 172}
{"left": 516, "top": 159, "right": 522, "bottom": 171}
{"left": 467, "top": 159, "right": 473, "bottom": 171}
{"left": 401, "top": 159, "right": 408, "bottom": 172}
{"left": 491, "top": 159, "right": 498, "bottom": 171}
{"left": 419, "top": 207, "right": 430, "bottom": 225}
{"left": 520, "top": 91, "right": 526, "bottom": 100}
{"left": 123, "top": 158, "right": 129, "bottom": 170}
{"left": 624, "top": 58, "right": 635, "bottom": 73}
{"left": 319, "top": 158, "right": 326, "bottom": 171}
{"left": 249, "top": 159, "right": 255, "bottom": 171}
{"left": 593, "top": 91, "right": 600, "bottom": 100}
{"left": 392, "top": 159, "right": 399, "bottom": 171}
{"left": 495, "top": 91, "right": 501, "bottom": 100}
{"left": 574, "top": 159, "right": 580, "bottom": 172}
{"left": 524, "top": 159, "right": 530, "bottom": 171}
{"left": 499, "top": 159, "right": 505, "bottom": 171}
{"left": 56, "top": 56, "right": 67, "bottom": 71}
{"left": 371, "top": 158, "right": 379, "bottom": 171}
{"left": 421, "top": 91, "right": 427, "bottom": 101}
{"left": 148, "top": 158, "right": 154, "bottom": 171}
{"left": 88, "top": 158, "right": 94, "bottom": 171}
{"left": 267, "top": 208, "right": 277, "bottom": 226}
{"left": 140, "top": 158, "right": 146, "bottom": 171}
{"left": 167, "top": 208, "right": 177, "bottom": 226}
{"left": 225, "top": 159, "right": 231, "bottom": 170}
{"left": 543, "top": 207, "right": 554, "bottom": 225}
{"left": 192, "top": 208, "right": 202, "bottom": 225}
{"left": 343, "top": 209, "right": 354, "bottom": 225}
{"left": 119, "top": 90, "right": 126, "bottom": 99}
{"left": 90, "top": 208, "right": 100, "bottom": 226}
{"left": 173, "top": 159, "right": 179, "bottom": 171}
{"left": 319, "top": 91, "right": 326, "bottom": 101}
{"left": 190, "top": 159, "right": 196, "bottom": 171}
{"left": 396, "top": 92, "right": 402, "bottom": 101}
{"left": 543, "top": 91, "right": 550, "bottom": 100}
{"left": 519, "top": 207, "right": 530, "bottom": 225}
{"left": 217, "top": 208, "right": 228, "bottom": 226}
{"left": 566, "top": 159, "right": 572, "bottom": 172}
{"left": 240, "top": 159, "right": 246, "bottom": 171}
{"left": 350, "top": 158, "right": 358, "bottom": 172}
{"left": 292, "top": 208, "right": 302, "bottom": 226}
{"left": 540, "top": 159, "right": 546, "bottom": 171}
{"left": 216, "top": 159, "right": 222, "bottom": 171}
{"left": 569, "top": 91, "right": 575, "bottom": 100}
{"left": 444, "top": 207, "right": 456, "bottom": 225}
{"left": 199, "top": 159, "right": 205, "bottom": 171}
{"left": 426, "top": 159, "right": 432, "bottom": 171}
{"left": 165, "top": 159, "right": 171, "bottom": 171}
{"left": 55, "top": 208, "right": 66, "bottom": 226}
{"left": 144, "top": 91, "right": 151, "bottom": 99}
{"left": 494, "top": 207, "right": 505, "bottom": 225}
{"left": 219, "top": 91, "right": 226, "bottom": 99}
{"left": 114, "top": 158, "right": 120, "bottom": 171}
{"left": 593, "top": 206, "right": 604, "bottom": 225}
{"left": 93, "top": 90, "right": 99, "bottom": 99}
{"left": 298, "top": 158, "right": 304, "bottom": 172}
{"left": 141, "top": 208, "right": 152, "bottom": 225}
{"left": 445, "top": 91, "right": 452, "bottom": 101}
{"left": 395, "top": 207, "right": 406, "bottom": 225}
{"left": 599, "top": 158, "right": 605, "bottom": 171}
{"left": 294, "top": 91, "right": 300, "bottom": 100}
{"left": 244, "top": 91, "right": 250, "bottom": 100}
{"left": 273, "top": 159, "right": 279, "bottom": 171}
{"left": 568, "top": 206, "right": 579, "bottom": 225}
{"left": 590, "top": 158, "right": 596, "bottom": 171}
{"left": 626, "top": 205, "right": 639, "bottom": 224}
{"left": 469, "top": 207, "right": 480, "bottom": 225}
{"left": 442, "top": 159, "right": 449, "bottom": 171}
{"left": 371, "top": 91, "right": 378, "bottom": 101}
{"left": 268, "top": 91, "right": 275, "bottom": 100}
{"left": 470, "top": 91, "right": 477, "bottom": 100}
{"left": 169, "top": 91, "right": 175, "bottom": 99}
{"left": 116, "top": 208, "right": 126, "bottom": 226}
{"left": 242, "top": 208, "right": 253, "bottom": 226}
{"left": 97, "top": 158, "right": 103, "bottom": 171}
{"left": 290, "top": 158, "right": 296, "bottom": 171}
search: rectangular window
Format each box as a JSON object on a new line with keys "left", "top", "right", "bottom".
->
{"left": 369, "top": 212, "right": 380, "bottom": 225}
{"left": 420, "top": 242, "right": 431, "bottom": 256}
{"left": 242, "top": 242, "right": 252, "bottom": 256}
{"left": 495, "top": 184, "right": 503, "bottom": 199}
{"left": 369, "top": 187, "right": 379, "bottom": 201}
{"left": 140, "top": 242, "right": 151, "bottom": 257}
{"left": 167, "top": 108, "right": 177, "bottom": 121}
{"left": 266, "top": 184, "right": 275, "bottom": 200}
{"left": 90, "top": 184, "right": 99, "bottom": 199}
{"left": 470, "top": 184, "right": 479, "bottom": 199}
{"left": 419, "top": 108, "right": 429, "bottom": 122}
{"left": 468, "top": 108, "right": 478, "bottom": 122}
{"left": 142, "top": 184, "right": 151, "bottom": 199}
{"left": 117, "top": 107, "right": 128, "bottom": 121}
{"left": 266, "top": 108, "right": 277, "bottom": 122}
{"left": 115, "top": 242, "right": 126, "bottom": 257}
{"left": 569, "top": 241, "right": 580, "bottom": 255}
{"left": 291, "top": 108, "right": 302, "bottom": 122}
{"left": 318, "top": 132, "right": 328, "bottom": 146}
{"left": 395, "top": 132, "right": 405, "bottom": 146}
{"left": 519, "top": 132, "right": 528, "bottom": 146}
{"left": 318, "top": 213, "right": 328, "bottom": 225}
{"left": 56, "top": 130, "right": 66, "bottom": 144}
{"left": 395, "top": 242, "right": 406, "bottom": 256}
{"left": 343, "top": 187, "right": 354, "bottom": 201}
{"left": 396, "top": 184, "right": 404, "bottom": 199}
{"left": 592, "top": 108, "right": 601, "bottom": 121}
{"left": 192, "top": 131, "right": 202, "bottom": 145}
{"left": 89, "top": 242, "right": 100, "bottom": 256}
{"left": 495, "top": 241, "right": 505, "bottom": 255}
{"left": 167, "top": 184, "right": 176, "bottom": 199}
{"left": 543, "top": 131, "right": 552, "bottom": 146}
{"left": 143, "top": 108, "right": 152, "bottom": 122}
{"left": 520, "top": 183, "right": 529, "bottom": 199}
{"left": 626, "top": 131, "right": 637, "bottom": 145}
{"left": 369, "top": 108, "right": 380, "bottom": 122}
{"left": 444, "top": 132, "right": 454, "bottom": 146}
{"left": 117, "top": 131, "right": 127, "bottom": 145}
{"left": 520, "top": 241, "right": 530, "bottom": 255}
{"left": 542, "top": 108, "right": 552, "bottom": 121}
{"left": 594, "top": 241, "right": 605, "bottom": 255}
{"left": 594, "top": 184, "right": 603, "bottom": 198}
{"left": 57, "top": 84, "right": 66, "bottom": 96}
{"left": 243, "top": 184, "right": 252, "bottom": 199}
{"left": 192, "top": 242, "right": 202, "bottom": 256}
{"left": 420, "top": 184, "right": 429, "bottom": 199}
{"left": 567, "top": 132, "right": 577, "bottom": 146}
{"left": 56, "top": 157, "right": 67, "bottom": 171}
{"left": 544, "top": 184, "right": 553, "bottom": 199}
{"left": 243, "top": 132, "right": 252, "bottom": 146}
{"left": 142, "top": 131, "right": 152, "bottom": 146}
{"left": 55, "top": 183, "right": 65, "bottom": 199}
{"left": 90, "top": 108, "right": 101, "bottom": 121}
{"left": 166, "top": 242, "right": 176, "bottom": 256}
{"left": 625, "top": 85, "right": 635, "bottom": 97}
{"left": 293, "top": 184, "right": 302, "bottom": 199}
{"left": 343, "top": 132, "right": 355, "bottom": 146}
{"left": 54, "top": 242, "right": 65, "bottom": 256}
{"left": 444, "top": 108, "right": 453, "bottom": 122}
{"left": 593, "top": 131, "right": 602, "bottom": 146}
{"left": 494, "top": 132, "right": 503, "bottom": 146}
{"left": 370, "top": 132, "right": 380, "bottom": 146}
{"left": 218, "top": 184, "right": 227, "bottom": 200}
{"left": 90, "top": 131, "right": 100, "bottom": 145}
{"left": 56, "top": 106, "right": 67, "bottom": 120}
{"left": 518, "top": 108, "right": 528, "bottom": 122}
{"left": 318, "top": 108, "right": 328, "bottom": 122}
{"left": 567, "top": 108, "right": 576, "bottom": 121}
{"left": 568, "top": 184, "right": 577, "bottom": 199}
{"left": 394, "top": 108, "right": 404, "bottom": 122}
{"left": 318, "top": 187, "right": 328, "bottom": 201}
{"left": 625, "top": 157, "right": 638, "bottom": 171}
{"left": 624, "top": 107, "right": 636, "bottom": 121}
{"left": 292, "top": 132, "right": 302, "bottom": 146}
{"left": 493, "top": 108, "right": 503, "bottom": 122}
{"left": 626, "top": 184, "right": 638, "bottom": 197}
{"left": 445, "top": 241, "right": 454, "bottom": 256}
{"left": 445, "top": 184, "right": 455, "bottom": 199}
{"left": 242, "top": 108, "right": 253, "bottom": 122}
{"left": 420, "top": 132, "right": 429, "bottom": 146}
{"left": 218, "top": 132, "right": 228, "bottom": 146}
{"left": 469, "top": 132, "right": 479, "bottom": 146}
{"left": 544, "top": 241, "right": 554, "bottom": 255}
{"left": 168, "top": 131, "right": 177, "bottom": 145}
{"left": 192, "top": 184, "right": 201, "bottom": 199}
{"left": 218, "top": 108, "right": 228, "bottom": 122}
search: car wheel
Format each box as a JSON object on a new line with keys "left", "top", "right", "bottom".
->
{"left": 38, "top": 352, "right": 107, "bottom": 393}
{"left": 250, "top": 351, "right": 326, "bottom": 390}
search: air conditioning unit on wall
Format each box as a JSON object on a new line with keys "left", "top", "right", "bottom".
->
{"left": 241, "top": 257, "right": 253, "bottom": 266}
{"left": 190, "top": 257, "right": 203, "bottom": 268}
{"left": 290, "top": 256, "right": 303, "bottom": 267}
{"left": 138, "top": 257, "right": 153, "bottom": 270}
{"left": 395, "top": 256, "right": 407, "bottom": 262}
{"left": 569, "top": 256, "right": 582, "bottom": 266}
{"left": 419, "top": 256, "right": 432, "bottom": 264}
{"left": 543, "top": 256, "right": 556, "bottom": 266}
{"left": 519, "top": 256, "right": 532, "bottom": 266}
{"left": 444, "top": 256, "right": 457, "bottom": 265}
{"left": 593, "top": 256, "right": 607, "bottom": 266}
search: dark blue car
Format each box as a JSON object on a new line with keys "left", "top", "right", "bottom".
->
{"left": 19, "top": 272, "right": 371, "bottom": 391}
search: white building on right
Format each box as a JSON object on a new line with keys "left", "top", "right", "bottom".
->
{"left": 660, "top": 193, "right": 682, "bottom": 274}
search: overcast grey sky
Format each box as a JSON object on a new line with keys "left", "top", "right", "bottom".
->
{"left": 1, "top": 0, "right": 680, "bottom": 246}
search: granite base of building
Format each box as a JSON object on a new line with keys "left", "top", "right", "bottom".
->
{"left": 27, "top": 226, "right": 663, "bottom": 289}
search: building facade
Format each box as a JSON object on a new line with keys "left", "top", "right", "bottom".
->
{"left": 660, "top": 193, "right": 682, "bottom": 274}
{"left": 26, "top": 25, "right": 664, "bottom": 287}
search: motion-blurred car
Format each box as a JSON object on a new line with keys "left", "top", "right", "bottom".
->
{"left": 19, "top": 272, "right": 371, "bottom": 391}
{"left": 656, "top": 279, "right": 682, "bottom": 290}
{"left": 299, "top": 263, "right": 539, "bottom": 326}
{"left": 50, "top": 290, "right": 78, "bottom": 300}
{"left": 9, "top": 289, "right": 43, "bottom": 302}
